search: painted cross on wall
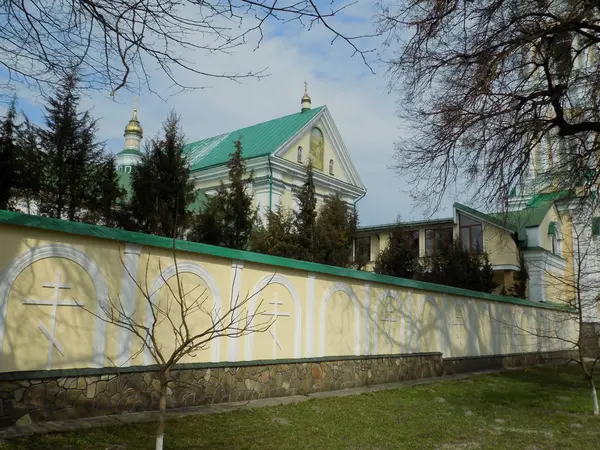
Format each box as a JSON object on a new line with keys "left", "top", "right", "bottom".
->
{"left": 21, "top": 270, "right": 84, "bottom": 369}
{"left": 263, "top": 292, "right": 290, "bottom": 359}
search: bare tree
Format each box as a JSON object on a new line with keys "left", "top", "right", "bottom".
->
{"left": 84, "top": 243, "right": 273, "bottom": 450}
{"left": 499, "top": 201, "right": 600, "bottom": 415}
{"left": 0, "top": 0, "right": 374, "bottom": 96}
{"left": 377, "top": 0, "right": 600, "bottom": 213}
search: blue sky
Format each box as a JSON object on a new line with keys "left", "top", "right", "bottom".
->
{"left": 2, "top": 1, "right": 461, "bottom": 225}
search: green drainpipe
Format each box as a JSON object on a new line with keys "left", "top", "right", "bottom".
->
{"left": 268, "top": 155, "right": 273, "bottom": 212}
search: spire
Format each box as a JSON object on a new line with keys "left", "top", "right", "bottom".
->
{"left": 301, "top": 81, "right": 311, "bottom": 112}
{"left": 124, "top": 97, "right": 143, "bottom": 138}
{"left": 117, "top": 98, "right": 144, "bottom": 173}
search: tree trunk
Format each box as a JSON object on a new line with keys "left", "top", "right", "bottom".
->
{"left": 591, "top": 378, "right": 599, "bottom": 416}
{"left": 156, "top": 369, "right": 169, "bottom": 450}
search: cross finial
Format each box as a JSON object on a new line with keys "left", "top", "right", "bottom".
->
{"left": 304, "top": 81, "right": 308, "bottom": 94}
{"left": 134, "top": 96, "right": 139, "bottom": 112}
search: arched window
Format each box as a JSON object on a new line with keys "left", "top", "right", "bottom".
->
{"left": 309, "top": 127, "right": 324, "bottom": 171}
{"left": 548, "top": 221, "right": 563, "bottom": 256}
{"left": 329, "top": 159, "right": 334, "bottom": 175}
{"left": 297, "top": 146, "right": 303, "bottom": 163}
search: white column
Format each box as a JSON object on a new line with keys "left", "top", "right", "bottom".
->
{"left": 116, "top": 244, "right": 141, "bottom": 367}
{"left": 306, "top": 273, "right": 316, "bottom": 357}
{"left": 228, "top": 260, "right": 244, "bottom": 362}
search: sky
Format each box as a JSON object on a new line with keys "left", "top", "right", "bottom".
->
{"left": 4, "top": 0, "right": 460, "bottom": 226}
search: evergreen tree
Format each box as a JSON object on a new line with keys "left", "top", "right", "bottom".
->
{"left": 0, "top": 99, "right": 19, "bottom": 210}
{"left": 374, "top": 229, "right": 421, "bottom": 279}
{"left": 250, "top": 205, "right": 299, "bottom": 258}
{"left": 510, "top": 251, "right": 529, "bottom": 299}
{"left": 84, "top": 156, "right": 125, "bottom": 227}
{"left": 295, "top": 161, "right": 317, "bottom": 261}
{"left": 314, "top": 194, "right": 357, "bottom": 267}
{"left": 129, "top": 111, "right": 194, "bottom": 237}
{"left": 190, "top": 140, "right": 255, "bottom": 249}
{"left": 38, "top": 73, "right": 104, "bottom": 221}
{"left": 190, "top": 185, "right": 229, "bottom": 245}
{"left": 224, "top": 140, "right": 255, "bottom": 249}
{"left": 419, "top": 240, "right": 498, "bottom": 293}
{"left": 15, "top": 118, "right": 42, "bottom": 214}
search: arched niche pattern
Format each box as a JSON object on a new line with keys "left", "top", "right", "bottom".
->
{"left": 417, "top": 295, "right": 443, "bottom": 354}
{"left": 0, "top": 244, "right": 109, "bottom": 368}
{"left": 374, "top": 290, "right": 407, "bottom": 354}
{"left": 246, "top": 274, "right": 302, "bottom": 360}
{"left": 319, "top": 283, "right": 361, "bottom": 356}
{"left": 144, "top": 261, "right": 222, "bottom": 364}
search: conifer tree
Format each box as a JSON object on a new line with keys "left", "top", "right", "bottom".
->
{"left": 129, "top": 111, "right": 194, "bottom": 237}
{"left": 250, "top": 205, "right": 299, "bottom": 258}
{"left": 15, "top": 118, "right": 42, "bottom": 214}
{"left": 0, "top": 99, "right": 19, "bottom": 210}
{"left": 224, "top": 140, "right": 255, "bottom": 249}
{"left": 191, "top": 140, "right": 255, "bottom": 249}
{"left": 419, "top": 241, "right": 498, "bottom": 293}
{"left": 314, "top": 194, "right": 357, "bottom": 267}
{"left": 374, "top": 229, "right": 421, "bottom": 279}
{"left": 38, "top": 73, "right": 104, "bottom": 221}
{"left": 85, "top": 156, "right": 125, "bottom": 227}
{"left": 295, "top": 161, "right": 317, "bottom": 261}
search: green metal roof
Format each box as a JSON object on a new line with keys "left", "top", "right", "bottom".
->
{"left": 183, "top": 106, "right": 325, "bottom": 171}
{"left": 117, "top": 148, "right": 143, "bottom": 156}
{"left": 0, "top": 209, "right": 572, "bottom": 312}
{"left": 526, "top": 190, "right": 573, "bottom": 207}
{"left": 455, "top": 202, "right": 554, "bottom": 244}
{"left": 356, "top": 218, "right": 453, "bottom": 233}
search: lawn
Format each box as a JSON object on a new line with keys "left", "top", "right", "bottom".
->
{"left": 2, "top": 365, "right": 600, "bottom": 449}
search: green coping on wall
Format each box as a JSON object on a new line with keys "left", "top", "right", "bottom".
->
{"left": 0, "top": 209, "right": 573, "bottom": 312}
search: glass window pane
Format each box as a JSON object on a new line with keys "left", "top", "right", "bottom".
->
{"left": 458, "top": 213, "right": 481, "bottom": 227}
{"left": 460, "top": 228, "right": 470, "bottom": 250}
{"left": 472, "top": 225, "right": 483, "bottom": 251}
{"left": 355, "top": 236, "right": 371, "bottom": 262}
{"left": 425, "top": 230, "right": 434, "bottom": 256}
{"left": 411, "top": 231, "right": 420, "bottom": 254}
{"left": 439, "top": 228, "right": 453, "bottom": 248}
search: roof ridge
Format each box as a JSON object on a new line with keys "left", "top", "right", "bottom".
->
{"left": 186, "top": 105, "right": 326, "bottom": 147}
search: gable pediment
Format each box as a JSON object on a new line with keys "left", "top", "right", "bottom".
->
{"left": 275, "top": 107, "right": 364, "bottom": 189}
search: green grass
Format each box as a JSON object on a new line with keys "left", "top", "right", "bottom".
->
{"left": 3, "top": 365, "right": 600, "bottom": 449}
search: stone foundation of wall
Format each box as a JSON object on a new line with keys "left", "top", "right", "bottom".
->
{"left": 443, "top": 350, "right": 575, "bottom": 375}
{"left": 581, "top": 323, "right": 600, "bottom": 358}
{"left": 0, "top": 353, "right": 443, "bottom": 427}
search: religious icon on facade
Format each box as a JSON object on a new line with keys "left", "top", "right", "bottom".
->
{"left": 310, "top": 127, "right": 324, "bottom": 171}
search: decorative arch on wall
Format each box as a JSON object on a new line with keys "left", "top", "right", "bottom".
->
{"left": 476, "top": 303, "right": 500, "bottom": 355}
{"left": 145, "top": 261, "right": 223, "bottom": 364}
{"left": 374, "top": 290, "right": 405, "bottom": 354}
{"left": 319, "top": 283, "right": 361, "bottom": 356}
{"left": 416, "top": 296, "right": 444, "bottom": 354}
{"left": 246, "top": 273, "right": 303, "bottom": 360}
{"left": 519, "top": 309, "right": 535, "bottom": 353}
{"left": 297, "top": 146, "right": 303, "bottom": 163}
{"left": 500, "top": 307, "right": 519, "bottom": 353}
{"left": 0, "top": 244, "right": 109, "bottom": 368}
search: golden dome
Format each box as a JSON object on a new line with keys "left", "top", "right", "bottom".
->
{"left": 301, "top": 81, "right": 311, "bottom": 111}
{"left": 124, "top": 109, "right": 143, "bottom": 137}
